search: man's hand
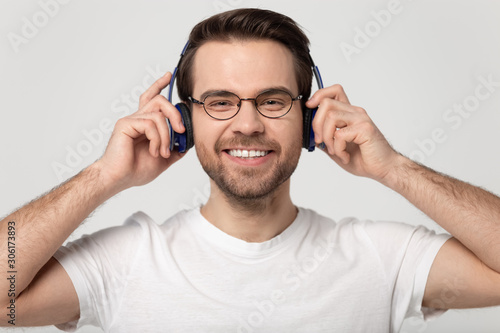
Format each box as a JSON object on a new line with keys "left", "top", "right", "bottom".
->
{"left": 306, "top": 84, "right": 400, "bottom": 182}
{"left": 307, "top": 86, "right": 500, "bottom": 310}
{"left": 96, "top": 72, "right": 187, "bottom": 192}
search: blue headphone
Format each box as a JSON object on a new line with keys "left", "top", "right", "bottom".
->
{"left": 167, "top": 42, "right": 324, "bottom": 153}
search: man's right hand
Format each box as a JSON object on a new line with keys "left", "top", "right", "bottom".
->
{"left": 96, "top": 71, "right": 188, "bottom": 192}
{"left": 0, "top": 72, "right": 189, "bottom": 328}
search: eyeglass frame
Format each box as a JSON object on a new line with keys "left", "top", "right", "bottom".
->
{"left": 187, "top": 89, "right": 303, "bottom": 120}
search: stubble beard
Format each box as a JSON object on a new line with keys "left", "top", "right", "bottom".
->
{"left": 196, "top": 134, "right": 302, "bottom": 212}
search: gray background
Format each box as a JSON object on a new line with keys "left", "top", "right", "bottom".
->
{"left": 1, "top": 0, "right": 499, "bottom": 332}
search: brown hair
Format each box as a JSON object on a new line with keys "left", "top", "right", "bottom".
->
{"left": 176, "top": 8, "right": 313, "bottom": 109}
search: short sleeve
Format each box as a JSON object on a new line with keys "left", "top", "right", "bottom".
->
{"left": 359, "top": 220, "right": 451, "bottom": 331}
{"left": 52, "top": 212, "right": 152, "bottom": 331}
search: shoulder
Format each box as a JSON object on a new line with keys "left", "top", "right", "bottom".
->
{"left": 121, "top": 208, "right": 196, "bottom": 234}
{"left": 301, "top": 207, "right": 426, "bottom": 231}
{"left": 298, "top": 207, "right": 413, "bottom": 233}
{"left": 297, "top": 207, "right": 445, "bottom": 248}
{"left": 120, "top": 209, "right": 199, "bottom": 242}
{"left": 60, "top": 209, "right": 195, "bottom": 254}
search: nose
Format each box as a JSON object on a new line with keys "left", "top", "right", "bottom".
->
{"left": 229, "top": 99, "right": 265, "bottom": 136}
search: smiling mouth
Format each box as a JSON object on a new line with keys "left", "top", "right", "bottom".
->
{"left": 226, "top": 149, "right": 270, "bottom": 158}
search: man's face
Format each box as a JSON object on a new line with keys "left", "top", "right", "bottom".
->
{"left": 191, "top": 39, "right": 303, "bottom": 200}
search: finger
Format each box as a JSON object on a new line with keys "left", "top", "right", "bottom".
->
{"left": 142, "top": 111, "right": 173, "bottom": 159}
{"left": 138, "top": 71, "right": 172, "bottom": 109}
{"left": 332, "top": 127, "right": 351, "bottom": 164}
{"left": 323, "top": 111, "right": 355, "bottom": 155}
{"left": 312, "top": 99, "right": 356, "bottom": 144}
{"left": 137, "top": 95, "right": 185, "bottom": 134}
{"left": 306, "top": 84, "right": 351, "bottom": 109}
{"left": 333, "top": 122, "right": 372, "bottom": 164}
{"left": 119, "top": 117, "right": 162, "bottom": 157}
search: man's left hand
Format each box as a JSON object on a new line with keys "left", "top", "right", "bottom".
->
{"left": 306, "top": 84, "right": 400, "bottom": 182}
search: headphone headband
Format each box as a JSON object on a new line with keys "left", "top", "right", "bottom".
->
{"left": 168, "top": 41, "right": 190, "bottom": 103}
{"left": 308, "top": 51, "right": 324, "bottom": 91}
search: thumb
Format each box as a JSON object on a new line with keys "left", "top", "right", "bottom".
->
{"left": 305, "top": 94, "right": 319, "bottom": 108}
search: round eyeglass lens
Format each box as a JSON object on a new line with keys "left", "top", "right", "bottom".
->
{"left": 256, "top": 90, "right": 293, "bottom": 117}
{"left": 204, "top": 91, "right": 240, "bottom": 119}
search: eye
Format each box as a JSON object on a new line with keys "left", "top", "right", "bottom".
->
{"left": 206, "top": 98, "right": 238, "bottom": 112}
{"left": 258, "top": 92, "right": 290, "bottom": 112}
{"left": 209, "top": 100, "right": 233, "bottom": 107}
{"left": 261, "top": 99, "right": 285, "bottom": 106}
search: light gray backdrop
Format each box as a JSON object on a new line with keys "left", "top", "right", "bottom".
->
{"left": 1, "top": 0, "right": 499, "bottom": 332}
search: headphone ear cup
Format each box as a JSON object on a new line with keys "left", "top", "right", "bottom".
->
{"left": 174, "top": 103, "right": 194, "bottom": 153}
{"left": 302, "top": 108, "right": 316, "bottom": 152}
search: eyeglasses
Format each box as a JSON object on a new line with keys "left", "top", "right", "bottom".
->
{"left": 188, "top": 89, "right": 303, "bottom": 120}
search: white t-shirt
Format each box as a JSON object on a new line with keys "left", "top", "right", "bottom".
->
{"left": 53, "top": 207, "right": 450, "bottom": 333}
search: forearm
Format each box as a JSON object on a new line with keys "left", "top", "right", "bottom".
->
{"left": 0, "top": 162, "right": 117, "bottom": 304}
{"left": 383, "top": 155, "right": 500, "bottom": 272}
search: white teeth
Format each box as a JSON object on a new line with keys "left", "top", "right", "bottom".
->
{"left": 228, "top": 149, "right": 269, "bottom": 158}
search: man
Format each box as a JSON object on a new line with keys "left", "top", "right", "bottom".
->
{"left": 1, "top": 8, "right": 500, "bottom": 332}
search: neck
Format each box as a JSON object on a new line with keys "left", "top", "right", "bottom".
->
{"left": 200, "top": 179, "right": 298, "bottom": 243}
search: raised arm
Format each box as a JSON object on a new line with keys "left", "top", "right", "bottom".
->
{"left": 0, "top": 163, "right": 113, "bottom": 326}
{"left": 383, "top": 156, "right": 500, "bottom": 308}
{"left": 306, "top": 84, "right": 500, "bottom": 309}
{"left": 0, "top": 71, "right": 187, "bottom": 327}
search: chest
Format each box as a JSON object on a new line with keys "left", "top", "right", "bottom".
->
{"left": 112, "top": 244, "right": 392, "bottom": 332}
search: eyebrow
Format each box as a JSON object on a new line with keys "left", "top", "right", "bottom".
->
{"left": 198, "top": 86, "right": 297, "bottom": 101}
